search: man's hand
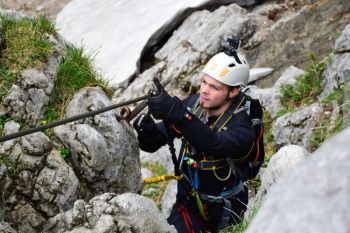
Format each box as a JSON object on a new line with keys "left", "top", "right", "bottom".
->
{"left": 133, "top": 113, "right": 157, "bottom": 137}
{"left": 147, "top": 88, "right": 175, "bottom": 120}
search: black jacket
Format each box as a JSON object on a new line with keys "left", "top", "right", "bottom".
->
{"left": 138, "top": 92, "right": 255, "bottom": 195}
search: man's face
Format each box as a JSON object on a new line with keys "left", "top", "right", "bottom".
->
{"left": 199, "top": 74, "right": 231, "bottom": 110}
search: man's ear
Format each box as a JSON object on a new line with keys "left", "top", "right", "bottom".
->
{"left": 229, "top": 87, "right": 240, "bottom": 98}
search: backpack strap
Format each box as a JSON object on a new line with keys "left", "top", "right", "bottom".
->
{"left": 211, "top": 93, "right": 246, "bottom": 132}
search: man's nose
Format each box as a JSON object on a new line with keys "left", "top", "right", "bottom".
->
{"left": 202, "top": 84, "right": 210, "bottom": 94}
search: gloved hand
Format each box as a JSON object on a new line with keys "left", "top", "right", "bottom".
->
{"left": 133, "top": 113, "right": 157, "bottom": 137}
{"left": 147, "top": 87, "right": 176, "bottom": 120}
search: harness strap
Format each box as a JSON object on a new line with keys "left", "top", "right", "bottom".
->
{"left": 218, "top": 198, "right": 232, "bottom": 229}
{"left": 198, "top": 180, "right": 244, "bottom": 203}
{"left": 198, "top": 159, "right": 229, "bottom": 170}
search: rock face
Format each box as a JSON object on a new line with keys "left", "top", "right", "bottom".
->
{"left": 54, "top": 87, "right": 142, "bottom": 195}
{"left": 245, "top": 145, "right": 310, "bottom": 218}
{"left": 43, "top": 193, "right": 176, "bottom": 233}
{"left": 3, "top": 35, "right": 65, "bottom": 125}
{"left": 245, "top": 127, "right": 350, "bottom": 233}
{"left": 272, "top": 103, "right": 324, "bottom": 150}
{"left": 115, "top": 3, "right": 268, "bottom": 102}
{"left": 0, "top": 0, "right": 72, "bottom": 17}
{"left": 250, "top": 0, "right": 350, "bottom": 86}
{"left": 0, "top": 164, "right": 6, "bottom": 220}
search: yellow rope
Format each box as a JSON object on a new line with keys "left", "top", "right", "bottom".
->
{"left": 143, "top": 174, "right": 182, "bottom": 184}
{"left": 213, "top": 166, "right": 232, "bottom": 181}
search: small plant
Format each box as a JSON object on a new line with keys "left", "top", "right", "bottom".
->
{"left": 219, "top": 208, "right": 258, "bottom": 233}
{"left": 59, "top": 147, "right": 70, "bottom": 161}
{"left": 279, "top": 52, "right": 328, "bottom": 114}
{"left": 44, "top": 45, "right": 112, "bottom": 121}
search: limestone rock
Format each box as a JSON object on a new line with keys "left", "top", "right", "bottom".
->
{"left": 245, "top": 145, "right": 310, "bottom": 218}
{"left": 272, "top": 103, "right": 323, "bottom": 150}
{"left": 43, "top": 193, "right": 176, "bottom": 233}
{"left": 55, "top": 87, "right": 142, "bottom": 195}
{"left": 245, "top": 127, "right": 350, "bottom": 233}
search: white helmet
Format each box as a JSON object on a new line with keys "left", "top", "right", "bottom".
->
{"left": 202, "top": 52, "right": 250, "bottom": 87}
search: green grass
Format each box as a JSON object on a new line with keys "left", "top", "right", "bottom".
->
{"left": 141, "top": 162, "right": 168, "bottom": 208}
{"left": 219, "top": 209, "right": 258, "bottom": 233}
{"left": 0, "top": 14, "right": 55, "bottom": 102}
{"left": 279, "top": 52, "right": 328, "bottom": 114}
{"left": 44, "top": 45, "right": 112, "bottom": 122}
{"left": 309, "top": 86, "right": 347, "bottom": 151}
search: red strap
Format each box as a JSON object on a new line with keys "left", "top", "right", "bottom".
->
{"left": 177, "top": 205, "right": 196, "bottom": 233}
{"left": 254, "top": 125, "right": 264, "bottom": 162}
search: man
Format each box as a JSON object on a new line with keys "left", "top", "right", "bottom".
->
{"left": 133, "top": 50, "right": 255, "bottom": 233}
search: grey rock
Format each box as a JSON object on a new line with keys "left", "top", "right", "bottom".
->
{"left": 32, "top": 150, "right": 79, "bottom": 217}
{"left": 273, "top": 65, "right": 305, "bottom": 90}
{"left": 250, "top": 0, "right": 350, "bottom": 86}
{"left": 335, "top": 24, "right": 350, "bottom": 53}
{"left": 0, "top": 222, "right": 17, "bottom": 233}
{"left": 55, "top": 87, "right": 142, "bottom": 195}
{"left": 21, "top": 132, "right": 53, "bottom": 156}
{"left": 0, "top": 121, "right": 20, "bottom": 154}
{"left": 319, "top": 53, "right": 350, "bottom": 101}
{"left": 141, "top": 168, "right": 153, "bottom": 179}
{"left": 3, "top": 69, "right": 54, "bottom": 125}
{"left": 245, "top": 145, "right": 310, "bottom": 219}
{"left": 5, "top": 202, "right": 47, "bottom": 233}
{"left": 43, "top": 193, "right": 176, "bottom": 233}
{"left": 245, "top": 86, "right": 282, "bottom": 117}
{"left": 3, "top": 84, "right": 28, "bottom": 120}
{"left": 161, "top": 180, "right": 177, "bottom": 219}
{"left": 343, "top": 81, "right": 350, "bottom": 126}
{"left": 272, "top": 103, "right": 323, "bottom": 150}
{"left": 245, "top": 127, "right": 350, "bottom": 233}
{"left": 0, "top": 164, "right": 6, "bottom": 221}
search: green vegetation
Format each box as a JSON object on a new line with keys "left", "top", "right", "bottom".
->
{"left": 276, "top": 52, "right": 348, "bottom": 152}
{"left": 0, "top": 14, "right": 112, "bottom": 126}
{"left": 280, "top": 52, "right": 328, "bottom": 113}
{"left": 262, "top": 110, "right": 276, "bottom": 157}
{"left": 309, "top": 85, "right": 347, "bottom": 151}
{"left": 142, "top": 162, "right": 168, "bottom": 209}
{"left": 59, "top": 147, "right": 71, "bottom": 161}
{"left": 219, "top": 209, "right": 258, "bottom": 233}
{"left": 0, "top": 154, "right": 19, "bottom": 179}
{"left": 44, "top": 45, "right": 112, "bottom": 122}
{"left": 0, "top": 14, "right": 55, "bottom": 102}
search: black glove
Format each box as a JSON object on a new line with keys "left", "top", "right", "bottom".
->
{"left": 147, "top": 88, "right": 176, "bottom": 120}
{"left": 133, "top": 113, "right": 157, "bottom": 137}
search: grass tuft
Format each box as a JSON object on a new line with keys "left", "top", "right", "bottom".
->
{"left": 219, "top": 209, "right": 258, "bottom": 233}
{"left": 44, "top": 45, "right": 112, "bottom": 121}
{"left": 0, "top": 14, "right": 55, "bottom": 102}
{"left": 279, "top": 52, "right": 327, "bottom": 114}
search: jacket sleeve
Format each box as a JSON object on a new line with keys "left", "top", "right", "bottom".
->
{"left": 137, "top": 122, "right": 172, "bottom": 153}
